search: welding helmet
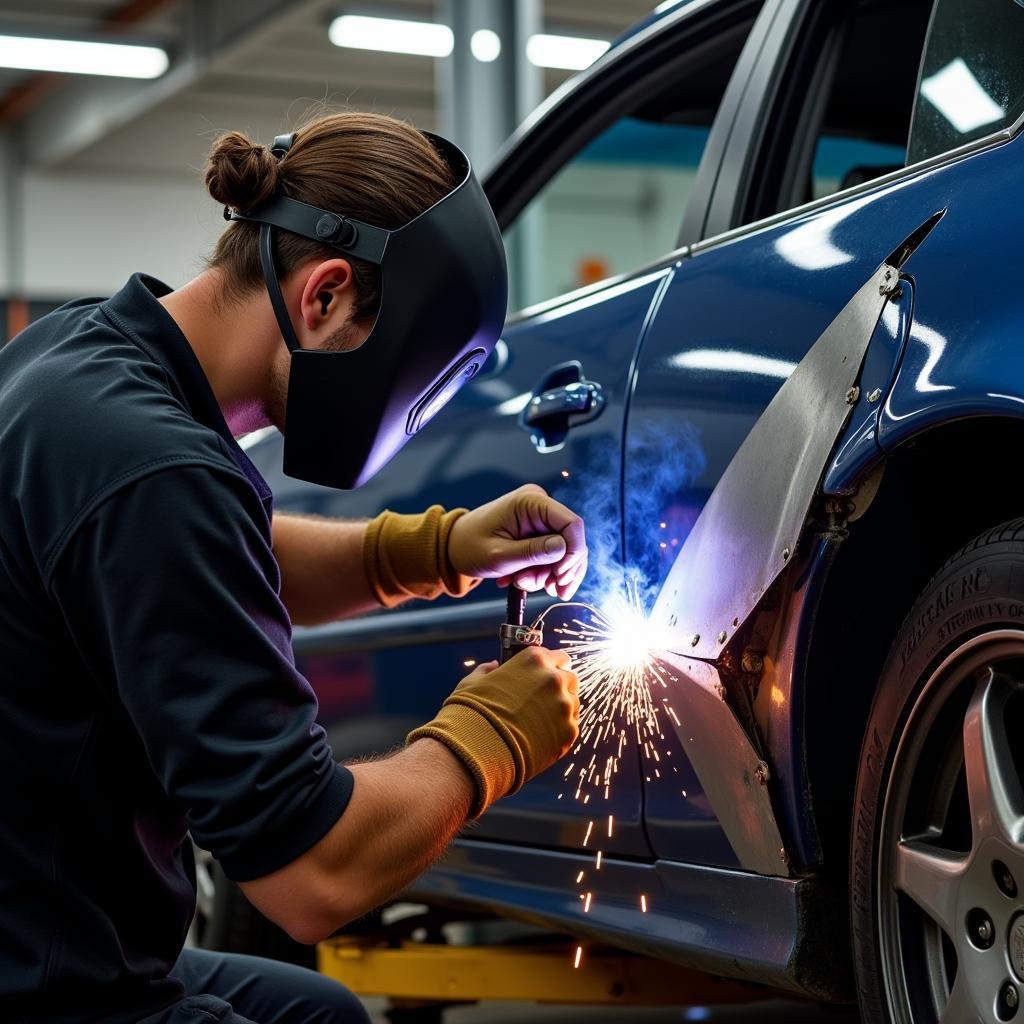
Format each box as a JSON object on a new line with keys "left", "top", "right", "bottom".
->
{"left": 226, "top": 130, "right": 507, "bottom": 489}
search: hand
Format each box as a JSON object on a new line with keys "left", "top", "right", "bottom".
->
{"left": 406, "top": 647, "right": 579, "bottom": 816}
{"left": 448, "top": 484, "right": 587, "bottom": 599}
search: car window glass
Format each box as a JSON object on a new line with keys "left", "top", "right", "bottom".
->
{"left": 908, "top": 0, "right": 1024, "bottom": 164}
{"left": 745, "top": 0, "right": 934, "bottom": 222}
{"left": 811, "top": 136, "right": 907, "bottom": 201}
{"left": 502, "top": 9, "right": 757, "bottom": 313}
{"left": 504, "top": 118, "right": 710, "bottom": 310}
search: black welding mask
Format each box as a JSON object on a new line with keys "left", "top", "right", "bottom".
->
{"left": 226, "top": 131, "right": 507, "bottom": 489}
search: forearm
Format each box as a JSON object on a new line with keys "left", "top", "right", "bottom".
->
{"left": 271, "top": 513, "right": 381, "bottom": 625}
{"left": 338, "top": 740, "right": 474, "bottom": 917}
{"left": 240, "top": 738, "right": 474, "bottom": 942}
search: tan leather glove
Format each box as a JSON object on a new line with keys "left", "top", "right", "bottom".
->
{"left": 363, "top": 505, "right": 481, "bottom": 608}
{"left": 407, "top": 649, "right": 579, "bottom": 818}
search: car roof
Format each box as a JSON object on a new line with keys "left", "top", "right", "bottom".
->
{"left": 613, "top": 0, "right": 706, "bottom": 45}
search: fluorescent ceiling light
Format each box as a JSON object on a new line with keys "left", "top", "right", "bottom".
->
{"left": 670, "top": 349, "right": 797, "bottom": 379}
{"left": 920, "top": 57, "right": 1005, "bottom": 134}
{"left": 0, "top": 34, "right": 168, "bottom": 78}
{"left": 526, "top": 33, "right": 609, "bottom": 71}
{"left": 470, "top": 28, "right": 501, "bottom": 63}
{"left": 329, "top": 14, "right": 453, "bottom": 57}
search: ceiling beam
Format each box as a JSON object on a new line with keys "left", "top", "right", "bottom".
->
{"left": 0, "top": 0, "right": 178, "bottom": 126}
{"left": 24, "top": 0, "right": 325, "bottom": 168}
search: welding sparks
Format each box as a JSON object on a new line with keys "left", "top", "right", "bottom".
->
{"left": 536, "top": 576, "right": 675, "bottom": 814}
{"left": 539, "top": 574, "right": 680, "bottom": 965}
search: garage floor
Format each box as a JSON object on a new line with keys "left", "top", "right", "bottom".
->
{"left": 363, "top": 998, "right": 862, "bottom": 1022}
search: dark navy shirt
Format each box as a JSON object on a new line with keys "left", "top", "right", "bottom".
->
{"left": 0, "top": 274, "right": 354, "bottom": 1023}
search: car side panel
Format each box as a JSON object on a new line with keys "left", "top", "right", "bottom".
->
{"left": 624, "top": 133, "right": 1011, "bottom": 867}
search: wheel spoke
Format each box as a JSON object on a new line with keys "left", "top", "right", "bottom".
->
{"left": 894, "top": 839, "right": 967, "bottom": 938}
{"left": 938, "top": 975, "right": 975, "bottom": 1024}
{"left": 963, "top": 669, "right": 1024, "bottom": 847}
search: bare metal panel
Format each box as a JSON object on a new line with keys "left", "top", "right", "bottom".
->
{"left": 652, "top": 262, "right": 897, "bottom": 659}
{"left": 659, "top": 652, "right": 789, "bottom": 875}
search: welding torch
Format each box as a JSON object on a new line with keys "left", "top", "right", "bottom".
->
{"left": 498, "top": 585, "right": 544, "bottom": 664}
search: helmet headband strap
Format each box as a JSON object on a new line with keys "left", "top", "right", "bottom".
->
{"left": 259, "top": 222, "right": 302, "bottom": 354}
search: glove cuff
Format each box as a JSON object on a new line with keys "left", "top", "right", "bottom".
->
{"left": 407, "top": 703, "right": 518, "bottom": 819}
{"left": 363, "top": 505, "right": 480, "bottom": 608}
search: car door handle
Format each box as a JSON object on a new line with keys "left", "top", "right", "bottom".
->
{"left": 519, "top": 360, "right": 606, "bottom": 451}
{"left": 524, "top": 381, "right": 604, "bottom": 427}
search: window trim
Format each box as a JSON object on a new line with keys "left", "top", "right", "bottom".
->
{"left": 692, "top": 74, "right": 1024, "bottom": 257}
{"left": 694, "top": 0, "right": 1024, "bottom": 253}
{"left": 483, "top": 0, "right": 765, "bottom": 317}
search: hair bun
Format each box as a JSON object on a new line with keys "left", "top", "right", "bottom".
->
{"left": 205, "top": 131, "right": 280, "bottom": 211}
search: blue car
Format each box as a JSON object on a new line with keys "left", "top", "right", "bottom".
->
{"left": 203, "top": 0, "right": 1024, "bottom": 1020}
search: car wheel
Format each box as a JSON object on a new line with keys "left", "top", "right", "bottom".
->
{"left": 852, "top": 518, "right": 1024, "bottom": 1023}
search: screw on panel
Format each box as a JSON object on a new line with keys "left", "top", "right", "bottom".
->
{"left": 845, "top": 386, "right": 860, "bottom": 405}
{"left": 782, "top": 547, "right": 791, "bottom": 561}
{"left": 867, "top": 388, "right": 882, "bottom": 403}
{"left": 717, "top": 630, "right": 727, "bottom": 644}
{"left": 754, "top": 762, "right": 770, "bottom": 786}
{"left": 779, "top": 847, "right": 788, "bottom": 864}
{"left": 689, "top": 633, "right": 700, "bottom": 647}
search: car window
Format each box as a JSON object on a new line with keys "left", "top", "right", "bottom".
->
{"left": 504, "top": 118, "right": 710, "bottom": 310}
{"left": 501, "top": 10, "right": 757, "bottom": 312}
{"left": 908, "top": 0, "right": 1024, "bottom": 164}
{"left": 742, "top": 0, "right": 935, "bottom": 223}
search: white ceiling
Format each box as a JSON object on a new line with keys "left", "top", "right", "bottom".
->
{"left": 1, "top": 0, "right": 658, "bottom": 177}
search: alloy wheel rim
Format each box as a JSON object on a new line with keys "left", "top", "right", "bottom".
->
{"left": 879, "top": 630, "right": 1024, "bottom": 1024}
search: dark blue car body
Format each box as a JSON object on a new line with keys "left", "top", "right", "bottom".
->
{"left": 246, "top": 0, "right": 1024, "bottom": 998}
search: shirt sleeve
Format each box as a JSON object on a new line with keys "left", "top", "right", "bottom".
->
{"left": 47, "top": 463, "right": 354, "bottom": 882}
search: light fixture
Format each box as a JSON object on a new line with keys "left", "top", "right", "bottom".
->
{"left": 526, "top": 33, "right": 609, "bottom": 71}
{"left": 328, "top": 14, "right": 453, "bottom": 58}
{"left": 0, "top": 34, "right": 168, "bottom": 78}
{"left": 920, "top": 57, "right": 1005, "bottom": 134}
{"left": 470, "top": 28, "right": 501, "bottom": 63}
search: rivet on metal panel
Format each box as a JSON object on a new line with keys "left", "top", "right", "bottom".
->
{"left": 867, "top": 387, "right": 882, "bottom": 403}
{"left": 754, "top": 761, "right": 770, "bottom": 785}
{"left": 845, "top": 386, "right": 860, "bottom": 405}
{"left": 781, "top": 547, "right": 790, "bottom": 562}
{"left": 717, "top": 630, "right": 727, "bottom": 644}
{"left": 689, "top": 633, "right": 700, "bottom": 647}
{"left": 779, "top": 847, "right": 789, "bottom": 864}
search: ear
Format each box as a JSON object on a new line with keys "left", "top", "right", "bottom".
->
{"left": 297, "top": 258, "right": 357, "bottom": 339}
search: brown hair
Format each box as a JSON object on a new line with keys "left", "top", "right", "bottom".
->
{"left": 205, "top": 112, "right": 455, "bottom": 324}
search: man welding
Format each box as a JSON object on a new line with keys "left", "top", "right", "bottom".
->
{"left": 0, "top": 112, "right": 583, "bottom": 1024}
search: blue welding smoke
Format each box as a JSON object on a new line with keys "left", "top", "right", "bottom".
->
{"left": 555, "top": 420, "right": 706, "bottom": 613}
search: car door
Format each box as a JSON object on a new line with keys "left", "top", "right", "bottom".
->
{"left": 623, "top": 0, "right": 1007, "bottom": 869}
{"left": 247, "top": 0, "right": 765, "bottom": 857}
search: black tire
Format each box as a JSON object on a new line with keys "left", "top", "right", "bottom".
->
{"left": 851, "top": 518, "right": 1024, "bottom": 1023}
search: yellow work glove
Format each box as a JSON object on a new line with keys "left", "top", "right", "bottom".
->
{"left": 362, "top": 505, "right": 480, "bottom": 608}
{"left": 407, "top": 649, "right": 579, "bottom": 818}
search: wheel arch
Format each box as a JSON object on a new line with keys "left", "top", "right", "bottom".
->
{"left": 800, "top": 414, "right": 1024, "bottom": 886}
